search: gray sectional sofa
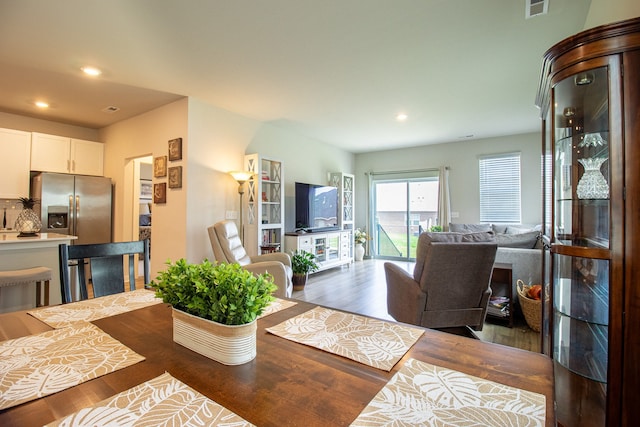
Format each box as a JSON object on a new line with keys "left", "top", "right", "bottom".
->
{"left": 449, "top": 223, "right": 544, "bottom": 305}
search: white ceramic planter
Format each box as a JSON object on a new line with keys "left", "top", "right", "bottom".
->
{"left": 172, "top": 308, "right": 257, "bottom": 365}
{"left": 354, "top": 243, "right": 365, "bottom": 261}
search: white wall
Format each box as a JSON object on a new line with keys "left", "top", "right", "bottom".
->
{"left": 354, "top": 132, "right": 542, "bottom": 229}
{"left": 246, "top": 124, "right": 354, "bottom": 231}
{"left": 584, "top": 0, "right": 640, "bottom": 30}
{"left": 98, "top": 97, "right": 354, "bottom": 276}
{"left": 100, "top": 98, "right": 189, "bottom": 277}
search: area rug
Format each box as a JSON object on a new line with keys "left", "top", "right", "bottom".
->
{"left": 28, "top": 289, "right": 162, "bottom": 328}
{"left": 265, "top": 306, "right": 424, "bottom": 371}
{"left": 258, "top": 297, "right": 297, "bottom": 319}
{"left": 45, "top": 372, "right": 255, "bottom": 427}
{"left": 350, "top": 358, "right": 546, "bottom": 426}
{"left": 0, "top": 322, "right": 145, "bottom": 410}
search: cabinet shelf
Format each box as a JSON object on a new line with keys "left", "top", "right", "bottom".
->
{"left": 554, "top": 312, "right": 608, "bottom": 383}
{"left": 554, "top": 278, "right": 608, "bottom": 324}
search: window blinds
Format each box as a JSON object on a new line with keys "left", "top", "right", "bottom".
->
{"left": 479, "top": 153, "right": 521, "bottom": 223}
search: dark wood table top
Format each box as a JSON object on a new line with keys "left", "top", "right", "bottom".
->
{"left": 0, "top": 301, "right": 555, "bottom": 426}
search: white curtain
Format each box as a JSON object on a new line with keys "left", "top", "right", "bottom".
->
{"left": 438, "top": 166, "right": 451, "bottom": 231}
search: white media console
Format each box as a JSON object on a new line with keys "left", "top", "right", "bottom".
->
{"left": 285, "top": 229, "right": 352, "bottom": 273}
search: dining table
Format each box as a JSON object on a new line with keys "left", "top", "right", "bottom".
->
{"left": 0, "top": 298, "right": 555, "bottom": 426}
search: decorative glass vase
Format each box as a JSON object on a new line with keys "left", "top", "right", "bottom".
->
{"left": 576, "top": 157, "right": 609, "bottom": 199}
{"left": 14, "top": 208, "right": 42, "bottom": 236}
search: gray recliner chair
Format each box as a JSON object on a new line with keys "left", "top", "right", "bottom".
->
{"left": 384, "top": 231, "right": 497, "bottom": 331}
{"left": 208, "top": 220, "right": 293, "bottom": 298}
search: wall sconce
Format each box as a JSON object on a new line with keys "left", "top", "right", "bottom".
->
{"left": 229, "top": 171, "right": 253, "bottom": 244}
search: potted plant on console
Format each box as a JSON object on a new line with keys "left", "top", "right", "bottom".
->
{"left": 291, "top": 249, "right": 320, "bottom": 290}
{"left": 152, "top": 259, "right": 277, "bottom": 365}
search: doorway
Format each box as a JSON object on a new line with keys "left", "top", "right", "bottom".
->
{"left": 372, "top": 176, "right": 439, "bottom": 261}
{"left": 125, "top": 155, "right": 152, "bottom": 277}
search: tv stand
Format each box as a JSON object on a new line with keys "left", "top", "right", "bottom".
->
{"left": 285, "top": 230, "right": 353, "bottom": 273}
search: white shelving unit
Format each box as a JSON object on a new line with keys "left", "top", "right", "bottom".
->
{"left": 243, "top": 154, "right": 284, "bottom": 257}
{"left": 328, "top": 172, "right": 354, "bottom": 230}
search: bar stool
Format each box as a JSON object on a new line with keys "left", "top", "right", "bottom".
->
{"left": 0, "top": 266, "right": 52, "bottom": 307}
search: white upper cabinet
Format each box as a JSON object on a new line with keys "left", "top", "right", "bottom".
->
{"left": 0, "top": 128, "right": 31, "bottom": 199}
{"left": 31, "top": 132, "right": 104, "bottom": 176}
{"left": 70, "top": 138, "right": 104, "bottom": 176}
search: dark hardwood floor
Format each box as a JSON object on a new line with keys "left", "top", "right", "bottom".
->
{"left": 293, "top": 258, "right": 541, "bottom": 353}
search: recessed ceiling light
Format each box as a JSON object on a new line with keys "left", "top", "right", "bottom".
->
{"left": 396, "top": 113, "right": 408, "bottom": 122}
{"left": 81, "top": 66, "right": 102, "bottom": 76}
{"left": 34, "top": 101, "right": 49, "bottom": 108}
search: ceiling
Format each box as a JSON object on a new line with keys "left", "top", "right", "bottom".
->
{"left": 0, "top": 0, "right": 594, "bottom": 153}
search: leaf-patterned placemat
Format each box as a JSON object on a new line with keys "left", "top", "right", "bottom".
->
{"left": 28, "top": 289, "right": 162, "bottom": 328}
{"left": 258, "top": 297, "right": 297, "bottom": 319}
{"left": 351, "top": 358, "right": 546, "bottom": 426}
{"left": 0, "top": 322, "right": 145, "bottom": 411}
{"left": 265, "top": 306, "right": 424, "bottom": 371}
{"left": 46, "top": 372, "right": 255, "bottom": 426}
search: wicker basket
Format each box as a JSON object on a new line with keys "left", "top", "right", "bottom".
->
{"left": 517, "top": 279, "right": 542, "bottom": 332}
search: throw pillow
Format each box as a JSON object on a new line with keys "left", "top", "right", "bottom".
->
{"left": 495, "top": 230, "right": 540, "bottom": 249}
{"left": 449, "top": 223, "right": 493, "bottom": 233}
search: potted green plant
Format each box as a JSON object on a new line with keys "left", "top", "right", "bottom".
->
{"left": 291, "top": 249, "right": 320, "bottom": 290}
{"left": 152, "top": 259, "right": 277, "bottom": 365}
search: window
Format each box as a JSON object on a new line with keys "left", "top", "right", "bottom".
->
{"left": 479, "top": 153, "right": 521, "bottom": 223}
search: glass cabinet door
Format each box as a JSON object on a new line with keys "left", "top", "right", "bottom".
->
{"left": 553, "top": 66, "right": 610, "bottom": 249}
{"left": 551, "top": 61, "right": 615, "bottom": 427}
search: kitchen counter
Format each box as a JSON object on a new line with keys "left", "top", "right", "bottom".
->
{"left": 0, "top": 232, "right": 76, "bottom": 313}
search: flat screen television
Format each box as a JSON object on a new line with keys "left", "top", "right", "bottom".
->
{"left": 295, "top": 182, "right": 339, "bottom": 232}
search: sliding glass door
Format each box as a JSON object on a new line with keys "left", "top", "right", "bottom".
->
{"left": 372, "top": 177, "right": 439, "bottom": 260}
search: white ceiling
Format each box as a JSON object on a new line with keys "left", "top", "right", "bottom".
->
{"left": 0, "top": 0, "right": 593, "bottom": 153}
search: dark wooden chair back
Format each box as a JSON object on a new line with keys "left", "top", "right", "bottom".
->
{"left": 59, "top": 239, "right": 150, "bottom": 303}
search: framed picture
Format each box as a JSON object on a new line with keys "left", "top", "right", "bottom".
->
{"left": 168, "top": 166, "right": 182, "bottom": 188}
{"left": 168, "top": 138, "right": 183, "bottom": 161}
{"left": 153, "top": 182, "right": 167, "bottom": 204}
{"left": 140, "top": 179, "right": 152, "bottom": 200}
{"left": 153, "top": 156, "right": 167, "bottom": 177}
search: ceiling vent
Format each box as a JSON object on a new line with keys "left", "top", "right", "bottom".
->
{"left": 526, "top": 0, "right": 548, "bottom": 19}
{"left": 102, "top": 106, "right": 120, "bottom": 113}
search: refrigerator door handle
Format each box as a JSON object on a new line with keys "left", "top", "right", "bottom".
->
{"left": 69, "top": 195, "right": 75, "bottom": 235}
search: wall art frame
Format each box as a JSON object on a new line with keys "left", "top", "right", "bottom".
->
{"left": 168, "top": 166, "right": 182, "bottom": 189}
{"left": 168, "top": 138, "right": 183, "bottom": 161}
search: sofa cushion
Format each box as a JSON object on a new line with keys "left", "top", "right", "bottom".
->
{"left": 495, "top": 230, "right": 540, "bottom": 249}
{"left": 449, "top": 223, "right": 493, "bottom": 233}
{"left": 424, "top": 231, "right": 495, "bottom": 243}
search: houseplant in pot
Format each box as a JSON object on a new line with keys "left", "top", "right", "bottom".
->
{"left": 152, "top": 259, "right": 277, "bottom": 365}
{"left": 291, "top": 249, "right": 320, "bottom": 290}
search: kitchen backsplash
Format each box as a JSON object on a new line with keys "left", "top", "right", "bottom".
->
{"left": 1, "top": 199, "right": 24, "bottom": 230}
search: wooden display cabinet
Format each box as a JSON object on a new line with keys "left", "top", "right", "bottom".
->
{"left": 536, "top": 17, "right": 640, "bottom": 427}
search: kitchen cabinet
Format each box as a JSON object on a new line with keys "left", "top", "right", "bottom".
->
{"left": 0, "top": 128, "right": 31, "bottom": 199}
{"left": 536, "top": 17, "right": 640, "bottom": 427}
{"left": 31, "top": 132, "right": 104, "bottom": 176}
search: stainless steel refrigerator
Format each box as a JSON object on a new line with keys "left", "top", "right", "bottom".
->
{"left": 31, "top": 172, "right": 113, "bottom": 244}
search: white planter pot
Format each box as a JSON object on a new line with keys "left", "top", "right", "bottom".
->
{"left": 354, "top": 243, "right": 365, "bottom": 261}
{"left": 172, "top": 308, "right": 257, "bottom": 365}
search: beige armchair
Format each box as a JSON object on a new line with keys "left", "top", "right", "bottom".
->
{"left": 384, "top": 231, "right": 497, "bottom": 331}
{"left": 208, "top": 221, "right": 293, "bottom": 298}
